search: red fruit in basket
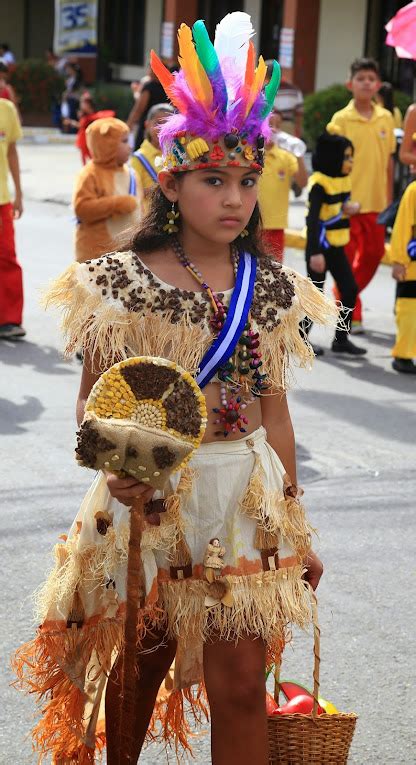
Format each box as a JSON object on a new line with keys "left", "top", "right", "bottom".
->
{"left": 266, "top": 691, "right": 279, "bottom": 715}
{"left": 272, "top": 694, "right": 324, "bottom": 716}
{"left": 279, "top": 681, "right": 313, "bottom": 701}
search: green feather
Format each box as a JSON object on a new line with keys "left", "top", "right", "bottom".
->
{"left": 192, "top": 20, "right": 218, "bottom": 74}
{"left": 262, "top": 60, "right": 281, "bottom": 118}
{"left": 192, "top": 19, "right": 228, "bottom": 112}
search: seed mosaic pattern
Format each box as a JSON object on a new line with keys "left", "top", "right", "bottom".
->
{"left": 82, "top": 251, "right": 296, "bottom": 331}
{"left": 75, "top": 420, "right": 116, "bottom": 468}
{"left": 85, "top": 357, "right": 205, "bottom": 442}
{"left": 76, "top": 357, "right": 208, "bottom": 486}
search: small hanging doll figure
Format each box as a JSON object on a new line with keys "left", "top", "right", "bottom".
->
{"left": 203, "top": 538, "right": 234, "bottom": 609}
{"left": 203, "top": 537, "right": 226, "bottom": 583}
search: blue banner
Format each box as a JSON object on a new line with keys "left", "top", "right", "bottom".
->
{"left": 54, "top": 1, "right": 98, "bottom": 55}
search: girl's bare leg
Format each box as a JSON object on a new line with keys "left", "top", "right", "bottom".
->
{"left": 204, "top": 635, "right": 268, "bottom": 765}
{"left": 105, "top": 625, "right": 177, "bottom": 764}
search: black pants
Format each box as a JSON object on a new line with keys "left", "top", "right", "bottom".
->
{"left": 305, "top": 245, "right": 358, "bottom": 343}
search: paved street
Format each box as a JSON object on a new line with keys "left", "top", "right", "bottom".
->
{"left": 1, "top": 144, "right": 415, "bottom": 764}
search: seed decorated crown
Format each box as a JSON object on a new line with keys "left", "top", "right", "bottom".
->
{"left": 150, "top": 12, "right": 281, "bottom": 174}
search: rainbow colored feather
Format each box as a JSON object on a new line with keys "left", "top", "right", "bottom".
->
{"left": 192, "top": 19, "right": 228, "bottom": 115}
{"left": 177, "top": 24, "right": 213, "bottom": 114}
{"left": 244, "top": 55, "right": 267, "bottom": 118}
{"left": 150, "top": 13, "right": 280, "bottom": 155}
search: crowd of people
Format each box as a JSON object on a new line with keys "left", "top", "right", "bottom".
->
{"left": 68, "top": 55, "right": 415, "bottom": 373}
{"left": 0, "top": 45, "right": 415, "bottom": 372}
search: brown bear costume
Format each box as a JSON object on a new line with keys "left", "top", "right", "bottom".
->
{"left": 73, "top": 117, "right": 143, "bottom": 262}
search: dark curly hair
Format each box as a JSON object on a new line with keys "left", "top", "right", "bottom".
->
{"left": 130, "top": 179, "right": 266, "bottom": 260}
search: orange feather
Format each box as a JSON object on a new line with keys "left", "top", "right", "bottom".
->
{"left": 177, "top": 24, "right": 213, "bottom": 113}
{"left": 150, "top": 50, "right": 187, "bottom": 113}
{"left": 242, "top": 40, "right": 256, "bottom": 112}
{"left": 245, "top": 54, "right": 267, "bottom": 117}
{"left": 245, "top": 41, "right": 255, "bottom": 89}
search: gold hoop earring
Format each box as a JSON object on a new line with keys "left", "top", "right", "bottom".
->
{"left": 163, "top": 201, "right": 180, "bottom": 234}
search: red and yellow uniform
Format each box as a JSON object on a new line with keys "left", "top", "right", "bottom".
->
{"left": 0, "top": 99, "right": 23, "bottom": 326}
{"left": 330, "top": 101, "right": 396, "bottom": 322}
{"left": 258, "top": 144, "right": 298, "bottom": 262}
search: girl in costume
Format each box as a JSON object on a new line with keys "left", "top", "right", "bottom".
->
{"left": 131, "top": 102, "right": 174, "bottom": 214}
{"left": 62, "top": 91, "right": 116, "bottom": 165}
{"left": 304, "top": 128, "right": 367, "bottom": 355}
{"left": 14, "top": 13, "right": 337, "bottom": 764}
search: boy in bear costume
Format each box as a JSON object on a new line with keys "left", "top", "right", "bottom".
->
{"left": 73, "top": 117, "right": 143, "bottom": 262}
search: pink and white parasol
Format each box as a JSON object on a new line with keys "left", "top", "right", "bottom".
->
{"left": 386, "top": 1, "right": 416, "bottom": 60}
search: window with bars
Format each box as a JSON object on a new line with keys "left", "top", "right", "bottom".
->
{"left": 100, "top": 0, "right": 145, "bottom": 65}
{"left": 365, "top": 0, "right": 414, "bottom": 94}
{"left": 259, "top": 0, "right": 283, "bottom": 62}
{"left": 197, "top": 0, "right": 241, "bottom": 38}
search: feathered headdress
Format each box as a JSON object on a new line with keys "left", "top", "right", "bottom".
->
{"left": 150, "top": 12, "right": 281, "bottom": 173}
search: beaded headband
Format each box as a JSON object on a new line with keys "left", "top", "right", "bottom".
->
{"left": 150, "top": 12, "right": 281, "bottom": 174}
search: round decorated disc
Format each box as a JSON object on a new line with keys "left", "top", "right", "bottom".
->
{"left": 75, "top": 357, "right": 207, "bottom": 489}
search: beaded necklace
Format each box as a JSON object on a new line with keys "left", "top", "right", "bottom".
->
{"left": 171, "top": 238, "right": 269, "bottom": 437}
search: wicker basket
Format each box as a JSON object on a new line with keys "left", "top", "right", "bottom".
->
{"left": 268, "top": 591, "right": 357, "bottom": 765}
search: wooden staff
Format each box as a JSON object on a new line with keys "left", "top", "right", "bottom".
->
{"left": 118, "top": 496, "right": 146, "bottom": 764}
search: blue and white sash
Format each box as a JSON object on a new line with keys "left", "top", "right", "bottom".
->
{"left": 133, "top": 150, "right": 158, "bottom": 182}
{"left": 128, "top": 167, "right": 137, "bottom": 195}
{"left": 318, "top": 211, "right": 344, "bottom": 250}
{"left": 407, "top": 238, "right": 416, "bottom": 261}
{"left": 196, "top": 252, "right": 257, "bottom": 389}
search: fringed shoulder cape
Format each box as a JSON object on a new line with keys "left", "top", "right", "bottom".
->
{"left": 12, "top": 250, "right": 337, "bottom": 763}
{"left": 40, "top": 249, "right": 335, "bottom": 378}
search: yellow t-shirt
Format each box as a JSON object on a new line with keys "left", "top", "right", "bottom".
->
{"left": 330, "top": 100, "right": 396, "bottom": 213}
{"left": 0, "top": 99, "right": 22, "bottom": 205}
{"left": 393, "top": 106, "right": 403, "bottom": 130}
{"left": 258, "top": 145, "right": 298, "bottom": 229}
{"left": 130, "top": 138, "right": 160, "bottom": 214}
{"left": 390, "top": 180, "right": 416, "bottom": 281}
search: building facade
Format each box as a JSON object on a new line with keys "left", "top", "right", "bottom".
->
{"left": 0, "top": 0, "right": 412, "bottom": 94}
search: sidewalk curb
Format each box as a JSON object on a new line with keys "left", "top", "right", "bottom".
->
{"left": 22, "top": 127, "right": 77, "bottom": 145}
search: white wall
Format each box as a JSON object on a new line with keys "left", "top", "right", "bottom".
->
{"left": 111, "top": 0, "right": 163, "bottom": 81}
{"left": 144, "top": 0, "right": 163, "bottom": 62}
{"left": 315, "top": 0, "right": 367, "bottom": 90}
{"left": 244, "top": 0, "right": 262, "bottom": 51}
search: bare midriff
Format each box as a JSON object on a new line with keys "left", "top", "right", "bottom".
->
{"left": 202, "top": 381, "right": 262, "bottom": 442}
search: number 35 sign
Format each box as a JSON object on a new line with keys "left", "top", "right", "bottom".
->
{"left": 54, "top": 0, "right": 98, "bottom": 54}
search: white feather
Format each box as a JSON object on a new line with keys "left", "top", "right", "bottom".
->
{"left": 214, "top": 12, "right": 255, "bottom": 67}
{"left": 214, "top": 12, "right": 255, "bottom": 100}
